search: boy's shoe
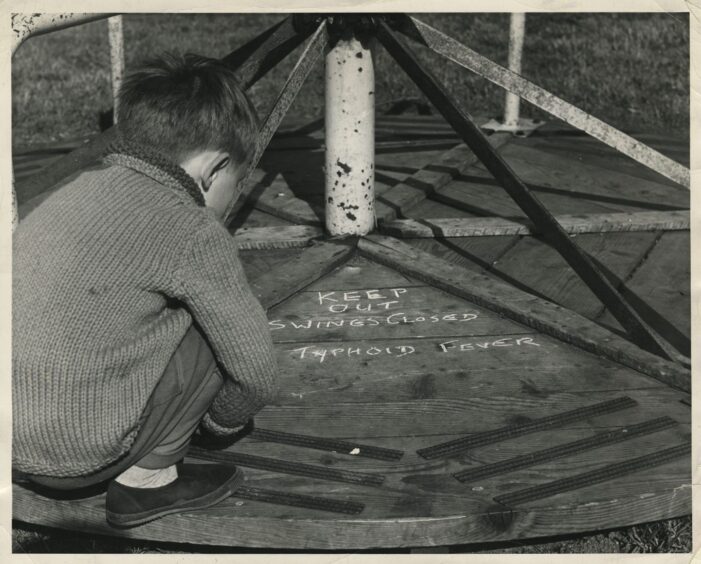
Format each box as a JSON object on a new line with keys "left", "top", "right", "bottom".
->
{"left": 106, "top": 463, "right": 244, "bottom": 528}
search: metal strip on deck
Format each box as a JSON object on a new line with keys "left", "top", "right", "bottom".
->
{"left": 188, "top": 447, "right": 385, "bottom": 486}
{"left": 251, "top": 428, "right": 405, "bottom": 461}
{"left": 235, "top": 485, "right": 365, "bottom": 515}
{"left": 494, "top": 442, "right": 690, "bottom": 507}
{"left": 417, "top": 396, "right": 637, "bottom": 459}
{"left": 453, "top": 416, "right": 678, "bottom": 483}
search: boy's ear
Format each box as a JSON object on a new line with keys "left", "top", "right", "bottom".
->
{"left": 181, "top": 150, "right": 231, "bottom": 193}
{"left": 201, "top": 151, "right": 231, "bottom": 193}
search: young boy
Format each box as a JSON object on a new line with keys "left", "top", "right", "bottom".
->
{"left": 12, "top": 53, "right": 278, "bottom": 527}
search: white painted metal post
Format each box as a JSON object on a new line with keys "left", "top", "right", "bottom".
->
{"left": 504, "top": 13, "right": 525, "bottom": 128}
{"left": 108, "top": 16, "right": 125, "bottom": 122}
{"left": 325, "top": 36, "right": 375, "bottom": 236}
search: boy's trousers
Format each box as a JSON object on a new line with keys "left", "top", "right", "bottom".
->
{"left": 24, "top": 325, "right": 224, "bottom": 491}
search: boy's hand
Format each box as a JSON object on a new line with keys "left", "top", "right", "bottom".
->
{"left": 194, "top": 415, "right": 255, "bottom": 449}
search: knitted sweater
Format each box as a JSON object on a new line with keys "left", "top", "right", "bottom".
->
{"left": 12, "top": 144, "right": 278, "bottom": 477}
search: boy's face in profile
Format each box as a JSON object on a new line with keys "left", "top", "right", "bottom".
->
{"left": 181, "top": 149, "right": 243, "bottom": 221}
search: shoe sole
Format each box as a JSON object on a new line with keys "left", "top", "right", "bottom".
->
{"left": 106, "top": 467, "right": 244, "bottom": 528}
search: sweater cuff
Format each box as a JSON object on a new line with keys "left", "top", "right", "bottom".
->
{"left": 200, "top": 412, "right": 248, "bottom": 438}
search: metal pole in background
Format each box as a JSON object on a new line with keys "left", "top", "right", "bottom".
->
{"left": 325, "top": 31, "right": 376, "bottom": 236}
{"left": 11, "top": 13, "right": 114, "bottom": 55}
{"left": 108, "top": 16, "right": 125, "bottom": 122}
{"left": 11, "top": 13, "right": 115, "bottom": 231}
{"left": 503, "top": 13, "right": 525, "bottom": 128}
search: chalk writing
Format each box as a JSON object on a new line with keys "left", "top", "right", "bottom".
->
{"left": 317, "top": 288, "right": 408, "bottom": 313}
{"left": 279, "top": 286, "right": 542, "bottom": 362}
{"left": 288, "top": 344, "right": 416, "bottom": 363}
{"left": 438, "top": 337, "right": 541, "bottom": 352}
{"left": 269, "top": 312, "right": 478, "bottom": 331}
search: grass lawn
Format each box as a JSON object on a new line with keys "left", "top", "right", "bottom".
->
{"left": 10, "top": 11, "right": 691, "bottom": 554}
{"left": 12, "top": 13, "right": 689, "bottom": 147}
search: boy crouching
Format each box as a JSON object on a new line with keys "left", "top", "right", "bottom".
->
{"left": 12, "top": 53, "right": 278, "bottom": 527}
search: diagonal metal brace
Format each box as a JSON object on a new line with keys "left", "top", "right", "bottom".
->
{"left": 375, "top": 20, "right": 685, "bottom": 364}
{"left": 387, "top": 15, "right": 689, "bottom": 189}
{"left": 224, "top": 20, "right": 329, "bottom": 226}
{"left": 223, "top": 16, "right": 316, "bottom": 89}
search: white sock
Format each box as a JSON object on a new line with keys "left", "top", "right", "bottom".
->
{"left": 114, "top": 464, "right": 178, "bottom": 488}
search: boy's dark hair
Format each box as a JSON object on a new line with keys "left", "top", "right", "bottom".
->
{"left": 117, "top": 53, "right": 259, "bottom": 165}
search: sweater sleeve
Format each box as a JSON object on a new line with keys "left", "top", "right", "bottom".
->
{"left": 174, "top": 220, "right": 278, "bottom": 427}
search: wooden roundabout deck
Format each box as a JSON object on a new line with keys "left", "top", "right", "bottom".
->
{"left": 12, "top": 112, "right": 691, "bottom": 550}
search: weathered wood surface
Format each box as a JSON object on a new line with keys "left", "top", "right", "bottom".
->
{"left": 490, "top": 232, "right": 660, "bottom": 320}
{"left": 509, "top": 126, "right": 689, "bottom": 185}
{"left": 11, "top": 481, "right": 690, "bottom": 549}
{"left": 13, "top": 113, "right": 691, "bottom": 549}
{"left": 358, "top": 235, "right": 689, "bottom": 392}
{"left": 247, "top": 239, "right": 356, "bottom": 310}
{"left": 13, "top": 254, "right": 690, "bottom": 548}
{"left": 596, "top": 231, "right": 691, "bottom": 357}
{"left": 375, "top": 133, "right": 511, "bottom": 221}
{"left": 380, "top": 210, "right": 690, "bottom": 238}
{"left": 494, "top": 143, "right": 689, "bottom": 212}
{"left": 249, "top": 174, "right": 323, "bottom": 225}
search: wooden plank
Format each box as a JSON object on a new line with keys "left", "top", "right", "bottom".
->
{"left": 304, "top": 254, "right": 424, "bottom": 291}
{"left": 269, "top": 303, "right": 532, "bottom": 344}
{"left": 380, "top": 210, "right": 690, "bottom": 238}
{"left": 232, "top": 225, "right": 324, "bottom": 250}
{"left": 249, "top": 174, "right": 323, "bottom": 225}
{"left": 376, "top": 23, "right": 684, "bottom": 364}
{"left": 390, "top": 16, "right": 690, "bottom": 188}
{"left": 596, "top": 231, "right": 691, "bottom": 357}
{"left": 430, "top": 170, "right": 621, "bottom": 218}
{"left": 273, "top": 342, "right": 671, "bottom": 405}
{"left": 403, "top": 236, "right": 518, "bottom": 274}
{"left": 357, "top": 235, "right": 689, "bottom": 392}
{"left": 509, "top": 130, "right": 689, "bottom": 187}
{"left": 249, "top": 239, "right": 356, "bottom": 310}
{"left": 239, "top": 247, "right": 308, "bottom": 283}
{"left": 490, "top": 232, "right": 659, "bottom": 320}
{"left": 374, "top": 134, "right": 511, "bottom": 222}
{"left": 496, "top": 143, "right": 689, "bottom": 211}
{"left": 255, "top": 387, "right": 688, "bottom": 441}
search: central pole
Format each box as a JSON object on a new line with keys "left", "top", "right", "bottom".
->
{"left": 325, "top": 26, "right": 375, "bottom": 235}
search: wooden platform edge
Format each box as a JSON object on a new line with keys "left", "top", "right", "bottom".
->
{"left": 12, "top": 481, "right": 690, "bottom": 549}
{"left": 249, "top": 237, "right": 356, "bottom": 310}
{"left": 357, "top": 234, "right": 690, "bottom": 393}
{"left": 379, "top": 210, "right": 690, "bottom": 238}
